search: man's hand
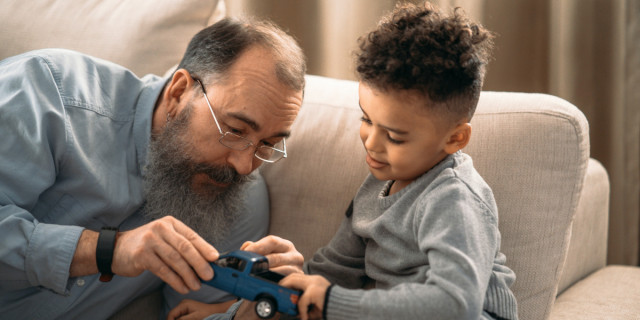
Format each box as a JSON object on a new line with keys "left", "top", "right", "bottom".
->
{"left": 279, "top": 274, "right": 331, "bottom": 320}
{"left": 167, "top": 299, "right": 237, "bottom": 320}
{"left": 240, "top": 235, "right": 304, "bottom": 275}
{"left": 112, "top": 216, "right": 218, "bottom": 294}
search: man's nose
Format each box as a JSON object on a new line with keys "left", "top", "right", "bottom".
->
{"left": 226, "top": 147, "right": 256, "bottom": 175}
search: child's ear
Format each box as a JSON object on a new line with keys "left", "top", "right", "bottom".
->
{"left": 443, "top": 123, "right": 471, "bottom": 154}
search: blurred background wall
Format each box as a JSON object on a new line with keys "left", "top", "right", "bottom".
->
{"left": 227, "top": 0, "right": 639, "bottom": 266}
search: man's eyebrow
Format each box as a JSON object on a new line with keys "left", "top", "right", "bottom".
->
{"left": 227, "top": 112, "right": 260, "bottom": 131}
{"left": 227, "top": 112, "right": 291, "bottom": 138}
{"left": 358, "top": 102, "right": 408, "bottom": 135}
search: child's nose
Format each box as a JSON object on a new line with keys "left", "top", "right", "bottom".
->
{"left": 364, "top": 128, "right": 383, "bottom": 152}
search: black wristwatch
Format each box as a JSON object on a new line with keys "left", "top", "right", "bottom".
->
{"left": 96, "top": 226, "right": 118, "bottom": 282}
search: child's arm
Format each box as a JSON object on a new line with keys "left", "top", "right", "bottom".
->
{"left": 305, "top": 214, "right": 368, "bottom": 289}
{"left": 291, "top": 190, "right": 509, "bottom": 320}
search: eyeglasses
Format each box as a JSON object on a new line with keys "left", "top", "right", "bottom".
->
{"left": 193, "top": 77, "right": 287, "bottom": 163}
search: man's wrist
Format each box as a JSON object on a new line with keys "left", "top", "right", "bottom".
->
{"left": 96, "top": 226, "right": 118, "bottom": 282}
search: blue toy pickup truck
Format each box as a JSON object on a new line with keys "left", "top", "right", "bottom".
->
{"left": 202, "top": 250, "right": 301, "bottom": 319}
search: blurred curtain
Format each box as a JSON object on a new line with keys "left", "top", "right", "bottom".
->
{"left": 228, "top": 0, "right": 640, "bottom": 266}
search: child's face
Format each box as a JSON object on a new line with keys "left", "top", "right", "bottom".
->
{"left": 358, "top": 83, "right": 454, "bottom": 190}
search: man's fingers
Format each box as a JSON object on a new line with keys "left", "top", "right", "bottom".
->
{"left": 167, "top": 299, "right": 191, "bottom": 320}
{"left": 158, "top": 217, "right": 216, "bottom": 281}
{"left": 169, "top": 217, "right": 219, "bottom": 261}
{"left": 265, "top": 251, "right": 304, "bottom": 270}
{"left": 243, "top": 235, "right": 293, "bottom": 255}
{"left": 160, "top": 231, "right": 213, "bottom": 283}
{"left": 270, "top": 265, "right": 303, "bottom": 275}
{"left": 145, "top": 252, "right": 190, "bottom": 294}
{"left": 242, "top": 235, "right": 304, "bottom": 272}
{"left": 152, "top": 239, "right": 204, "bottom": 291}
{"left": 240, "top": 241, "right": 254, "bottom": 251}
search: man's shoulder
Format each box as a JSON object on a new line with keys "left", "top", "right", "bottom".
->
{"left": 4, "top": 48, "right": 136, "bottom": 83}
{"left": 2, "top": 48, "right": 104, "bottom": 70}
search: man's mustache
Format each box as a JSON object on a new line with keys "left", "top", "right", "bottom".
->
{"left": 192, "top": 163, "right": 248, "bottom": 185}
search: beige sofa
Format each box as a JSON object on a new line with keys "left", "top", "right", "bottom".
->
{"left": 2, "top": 1, "right": 639, "bottom": 319}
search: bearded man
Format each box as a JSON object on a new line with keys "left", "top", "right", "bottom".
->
{"left": 0, "top": 16, "right": 305, "bottom": 319}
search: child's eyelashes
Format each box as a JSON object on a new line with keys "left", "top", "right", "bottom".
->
{"left": 361, "top": 116, "right": 405, "bottom": 144}
{"left": 387, "top": 135, "right": 404, "bottom": 144}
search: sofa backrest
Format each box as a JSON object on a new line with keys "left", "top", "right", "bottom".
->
{"left": 0, "top": 0, "right": 225, "bottom": 77}
{"left": 261, "top": 74, "right": 590, "bottom": 320}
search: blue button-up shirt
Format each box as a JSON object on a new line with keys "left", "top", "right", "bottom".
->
{"left": 0, "top": 49, "right": 269, "bottom": 319}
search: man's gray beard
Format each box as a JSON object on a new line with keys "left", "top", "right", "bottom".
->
{"left": 142, "top": 105, "right": 254, "bottom": 245}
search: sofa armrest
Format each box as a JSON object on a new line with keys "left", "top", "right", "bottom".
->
{"left": 550, "top": 265, "right": 640, "bottom": 319}
{"left": 556, "top": 158, "right": 610, "bottom": 294}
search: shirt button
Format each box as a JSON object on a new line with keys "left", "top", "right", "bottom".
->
{"left": 76, "top": 279, "right": 85, "bottom": 287}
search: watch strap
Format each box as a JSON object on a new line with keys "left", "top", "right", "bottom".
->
{"left": 96, "top": 226, "right": 118, "bottom": 282}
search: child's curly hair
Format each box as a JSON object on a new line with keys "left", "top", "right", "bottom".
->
{"left": 356, "top": 2, "right": 494, "bottom": 121}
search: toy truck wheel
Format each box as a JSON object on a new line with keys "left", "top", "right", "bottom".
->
{"left": 255, "top": 296, "right": 277, "bottom": 319}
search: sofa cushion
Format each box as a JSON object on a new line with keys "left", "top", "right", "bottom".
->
{"left": 262, "top": 75, "right": 590, "bottom": 320}
{"left": 465, "top": 92, "right": 589, "bottom": 320}
{"left": 261, "top": 75, "right": 369, "bottom": 261}
{"left": 549, "top": 265, "right": 640, "bottom": 319}
{"left": 0, "top": 0, "right": 225, "bottom": 77}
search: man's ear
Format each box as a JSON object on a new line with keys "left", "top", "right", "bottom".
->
{"left": 443, "top": 123, "right": 471, "bottom": 154}
{"left": 163, "top": 68, "right": 193, "bottom": 118}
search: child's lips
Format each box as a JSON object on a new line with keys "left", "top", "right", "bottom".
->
{"left": 366, "top": 154, "right": 387, "bottom": 169}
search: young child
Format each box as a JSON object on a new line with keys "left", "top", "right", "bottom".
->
{"left": 280, "top": 2, "right": 518, "bottom": 320}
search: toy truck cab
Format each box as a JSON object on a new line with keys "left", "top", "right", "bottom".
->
{"left": 202, "top": 250, "right": 300, "bottom": 319}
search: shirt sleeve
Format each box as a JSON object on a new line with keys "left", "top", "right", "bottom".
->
{"left": 305, "top": 214, "right": 368, "bottom": 289}
{"left": 0, "top": 53, "right": 84, "bottom": 295}
{"left": 323, "top": 179, "right": 500, "bottom": 320}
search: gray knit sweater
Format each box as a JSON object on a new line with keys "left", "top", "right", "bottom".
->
{"left": 305, "top": 151, "right": 518, "bottom": 320}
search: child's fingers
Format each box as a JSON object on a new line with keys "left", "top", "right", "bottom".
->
{"left": 279, "top": 273, "right": 307, "bottom": 290}
{"left": 297, "top": 294, "right": 310, "bottom": 320}
{"left": 280, "top": 274, "right": 331, "bottom": 319}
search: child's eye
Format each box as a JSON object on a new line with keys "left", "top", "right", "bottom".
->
{"left": 387, "top": 135, "right": 404, "bottom": 144}
{"left": 360, "top": 116, "right": 372, "bottom": 125}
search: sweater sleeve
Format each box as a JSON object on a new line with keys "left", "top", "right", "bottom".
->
{"left": 304, "top": 215, "right": 369, "bottom": 289}
{"left": 324, "top": 179, "right": 501, "bottom": 320}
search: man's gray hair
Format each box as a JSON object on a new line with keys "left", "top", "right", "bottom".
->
{"left": 178, "top": 16, "right": 306, "bottom": 91}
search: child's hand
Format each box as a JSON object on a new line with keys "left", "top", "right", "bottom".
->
{"left": 166, "top": 298, "right": 237, "bottom": 320}
{"left": 280, "top": 274, "right": 332, "bottom": 320}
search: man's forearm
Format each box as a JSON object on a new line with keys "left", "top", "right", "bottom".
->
{"left": 69, "top": 229, "right": 99, "bottom": 277}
